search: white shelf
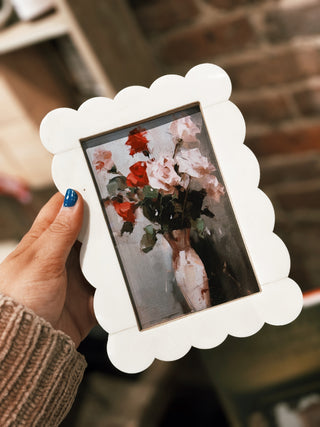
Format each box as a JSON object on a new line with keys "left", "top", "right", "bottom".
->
{"left": 0, "top": 12, "right": 69, "bottom": 55}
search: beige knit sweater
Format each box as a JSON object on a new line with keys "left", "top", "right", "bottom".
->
{"left": 0, "top": 294, "right": 87, "bottom": 426}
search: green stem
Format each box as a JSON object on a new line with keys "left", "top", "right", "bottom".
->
{"left": 181, "top": 185, "right": 190, "bottom": 228}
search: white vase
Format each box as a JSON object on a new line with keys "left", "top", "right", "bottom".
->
{"left": 165, "top": 228, "right": 211, "bottom": 311}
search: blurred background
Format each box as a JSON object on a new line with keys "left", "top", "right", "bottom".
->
{"left": 0, "top": 0, "right": 319, "bottom": 425}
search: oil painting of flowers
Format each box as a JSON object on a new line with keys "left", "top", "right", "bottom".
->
{"left": 82, "top": 105, "right": 260, "bottom": 329}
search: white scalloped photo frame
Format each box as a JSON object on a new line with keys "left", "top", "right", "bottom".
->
{"left": 40, "top": 64, "right": 303, "bottom": 373}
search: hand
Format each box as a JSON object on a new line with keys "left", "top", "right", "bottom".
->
{"left": 0, "top": 190, "right": 96, "bottom": 347}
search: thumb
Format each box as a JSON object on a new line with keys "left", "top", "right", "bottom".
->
{"left": 36, "top": 189, "right": 83, "bottom": 264}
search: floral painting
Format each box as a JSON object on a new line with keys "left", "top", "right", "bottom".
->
{"left": 82, "top": 105, "right": 260, "bottom": 329}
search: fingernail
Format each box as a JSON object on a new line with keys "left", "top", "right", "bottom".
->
{"left": 63, "top": 189, "right": 78, "bottom": 207}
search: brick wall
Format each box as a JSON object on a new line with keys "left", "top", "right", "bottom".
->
{"left": 129, "top": 0, "right": 320, "bottom": 291}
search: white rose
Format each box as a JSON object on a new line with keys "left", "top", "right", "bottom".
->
{"left": 170, "top": 116, "right": 201, "bottom": 145}
{"left": 175, "top": 148, "right": 215, "bottom": 178}
{"left": 147, "top": 157, "right": 181, "bottom": 194}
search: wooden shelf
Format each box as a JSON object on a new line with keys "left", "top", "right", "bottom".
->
{"left": 0, "top": 12, "right": 69, "bottom": 55}
{"left": 0, "top": 1, "right": 160, "bottom": 190}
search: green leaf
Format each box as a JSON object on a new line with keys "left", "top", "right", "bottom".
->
{"left": 144, "top": 224, "right": 155, "bottom": 235}
{"left": 109, "top": 165, "right": 117, "bottom": 173}
{"left": 162, "top": 224, "right": 169, "bottom": 233}
{"left": 107, "top": 180, "right": 118, "bottom": 196}
{"left": 191, "top": 218, "right": 206, "bottom": 238}
{"left": 121, "top": 221, "right": 134, "bottom": 235}
{"left": 107, "top": 176, "right": 127, "bottom": 195}
{"left": 201, "top": 207, "right": 214, "bottom": 218}
{"left": 143, "top": 185, "right": 158, "bottom": 199}
{"left": 140, "top": 228, "right": 157, "bottom": 253}
{"left": 196, "top": 217, "right": 205, "bottom": 234}
{"left": 142, "top": 198, "right": 160, "bottom": 223}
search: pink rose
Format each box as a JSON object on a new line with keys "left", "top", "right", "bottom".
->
{"left": 93, "top": 149, "right": 114, "bottom": 172}
{"left": 147, "top": 157, "right": 181, "bottom": 194}
{"left": 170, "top": 116, "right": 201, "bottom": 145}
{"left": 179, "top": 173, "right": 190, "bottom": 189}
{"left": 202, "top": 175, "right": 225, "bottom": 202}
{"left": 175, "top": 148, "right": 215, "bottom": 178}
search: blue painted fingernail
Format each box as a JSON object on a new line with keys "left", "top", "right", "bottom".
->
{"left": 63, "top": 189, "right": 78, "bottom": 207}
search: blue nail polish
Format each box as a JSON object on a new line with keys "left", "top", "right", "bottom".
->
{"left": 63, "top": 189, "right": 78, "bottom": 207}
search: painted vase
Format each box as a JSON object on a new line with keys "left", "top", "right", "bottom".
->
{"left": 165, "top": 228, "right": 211, "bottom": 311}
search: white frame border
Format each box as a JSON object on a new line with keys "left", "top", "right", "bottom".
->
{"left": 40, "top": 64, "right": 303, "bottom": 373}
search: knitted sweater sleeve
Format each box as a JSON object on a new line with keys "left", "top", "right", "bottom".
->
{"left": 0, "top": 294, "right": 87, "bottom": 426}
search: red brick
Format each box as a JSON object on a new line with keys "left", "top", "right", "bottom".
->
{"left": 294, "top": 84, "right": 320, "bottom": 117}
{"left": 246, "top": 123, "right": 320, "bottom": 157}
{"left": 206, "top": 0, "right": 264, "bottom": 10}
{"left": 275, "top": 186, "right": 320, "bottom": 210}
{"left": 159, "top": 16, "right": 256, "bottom": 64}
{"left": 259, "top": 153, "right": 320, "bottom": 188}
{"left": 226, "top": 47, "right": 320, "bottom": 90}
{"left": 274, "top": 220, "right": 320, "bottom": 291}
{"left": 235, "top": 92, "right": 292, "bottom": 124}
{"left": 266, "top": 2, "right": 320, "bottom": 43}
{"left": 130, "top": 0, "right": 198, "bottom": 36}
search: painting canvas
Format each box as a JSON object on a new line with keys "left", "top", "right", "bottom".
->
{"left": 82, "top": 104, "right": 260, "bottom": 330}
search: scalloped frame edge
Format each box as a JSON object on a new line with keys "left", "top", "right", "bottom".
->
{"left": 40, "top": 63, "right": 303, "bottom": 373}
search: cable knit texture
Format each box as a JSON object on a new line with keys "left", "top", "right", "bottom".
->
{"left": 0, "top": 294, "right": 87, "bottom": 426}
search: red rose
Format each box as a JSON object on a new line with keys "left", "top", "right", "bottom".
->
{"left": 112, "top": 201, "right": 136, "bottom": 223}
{"left": 125, "top": 127, "right": 149, "bottom": 156}
{"left": 126, "top": 161, "right": 149, "bottom": 187}
{"left": 94, "top": 161, "right": 105, "bottom": 171}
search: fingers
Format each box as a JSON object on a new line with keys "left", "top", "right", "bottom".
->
{"left": 18, "top": 193, "right": 64, "bottom": 251}
{"left": 65, "top": 242, "right": 97, "bottom": 345}
{"left": 36, "top": 189, "right": 84, "bottom": 265}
